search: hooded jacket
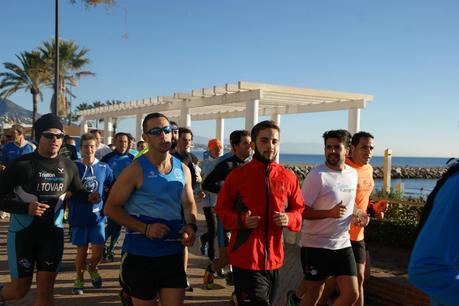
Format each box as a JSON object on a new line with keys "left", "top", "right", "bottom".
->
{"left": 215, "top": 158, "right": 304, "bottom": 270}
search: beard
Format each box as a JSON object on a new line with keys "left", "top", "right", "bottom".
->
{"left": 253, "top": 147, "right": 276, "bottom": 164}
{"left": 326, "top": 153, "right": 342, "bottom": 167}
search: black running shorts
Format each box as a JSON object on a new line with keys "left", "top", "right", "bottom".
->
{"left": 119, "top": 252, "right": 186, "bottom": 300}
{"left": 351, "top": 240, "right": 366, "bottom": 264}
{"left": 301, "top": 246, "right": 357, "bottom": 281}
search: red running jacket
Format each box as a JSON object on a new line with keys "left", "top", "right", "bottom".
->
{"left": 215, "top": 158, "right": 304, "bottom": 271}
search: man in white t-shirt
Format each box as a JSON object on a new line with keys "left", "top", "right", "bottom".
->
{"left": 90, "top": 130, "right": 112, "bottom": 160}
{"left": 294, "top": 129, "right": 359, "bottom": 306}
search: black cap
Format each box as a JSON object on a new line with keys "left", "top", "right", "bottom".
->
{"left": 34, "top": 113, "right": 64, "bottom": 141}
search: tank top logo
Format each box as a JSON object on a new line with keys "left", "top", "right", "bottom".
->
{"left": 174, "top": 168, "right": 183, "bottom": 180}
{"left": 147, "top": 170, "right": 157, "bottom": 178}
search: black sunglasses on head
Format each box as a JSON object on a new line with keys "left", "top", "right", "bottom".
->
{"left": 42, "top": 132, "right": 65, "bottom": 140}
{"left": 146, "top": 126, "right": 172, "bottom": 136}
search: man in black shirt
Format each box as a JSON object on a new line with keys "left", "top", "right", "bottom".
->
{"left": 0, "top": 114, "right": 99, "bottom": 306}
{"left": 201, "top": 130, "right": 252, "bottom": 290}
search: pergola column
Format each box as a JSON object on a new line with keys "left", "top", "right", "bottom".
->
{"left": 80, "top": 118, "right": 88, "bottom": 135}
{"left": 216, "top": 117, "right": 224, "bottom": 148}
{"left": 136, "top": 113, "right": 144, "bottom": 141}
{"left": 104, "top": 116, "right": 113, "bottom": 145}
{"left": 271, "top": 113, "right": 280, "bottom": 163}
{"left": 180, "top": 108, "right": 191, "bottom": 128}
{"left": 348, "top": 108, "right": 360, "bottom": 134}
{"left": 245, "top": 99, "right": 259, "bottom": 130}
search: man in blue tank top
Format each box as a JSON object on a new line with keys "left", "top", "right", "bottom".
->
{"left": 104, "top": 112, "right": 197, "bottom": 306}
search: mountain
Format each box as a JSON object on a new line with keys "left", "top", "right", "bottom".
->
{"left": 0, "top": 98, "right": 35, "bottom": 125}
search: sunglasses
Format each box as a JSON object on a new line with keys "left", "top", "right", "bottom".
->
{"left": 146, "top": 126, "right": 172, "bottom": 136}
{"left": 42, "top": 132, "right": 65, "bottom": 140}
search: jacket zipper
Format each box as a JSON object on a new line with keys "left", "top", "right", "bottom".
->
{"left": 264, "top": 165, "right": 270, "bottom": 270}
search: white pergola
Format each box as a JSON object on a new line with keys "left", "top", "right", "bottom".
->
{"left": 77, "top": 81, "right": 373, "bottom": 151}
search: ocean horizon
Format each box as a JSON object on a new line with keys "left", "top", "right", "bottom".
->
{"left": 193, "top": 151, "right": 446, "bottom": 198}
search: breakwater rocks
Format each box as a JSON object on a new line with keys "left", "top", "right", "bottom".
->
{"left": 285, "top": 165, "right": 447, "bottom": 180}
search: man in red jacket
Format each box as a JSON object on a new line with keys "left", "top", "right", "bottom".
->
{"left": 215, "top": 120, "right": 304, "bottom": 306}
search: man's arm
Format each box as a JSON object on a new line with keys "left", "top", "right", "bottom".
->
{"left": 280, "top": 177, "right": 304, "bottom": 232}
{"left": 104, "top": 161, "right": 147, "bottom": 234}
{"left": 202, "top": 161, "right": 230, "bottom": 194}
{"left": 180, "top": 163, "right": 198, "bottom": 246}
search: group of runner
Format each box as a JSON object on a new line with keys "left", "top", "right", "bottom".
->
{"left": 0, "top": 111, "right": 389, "bottom": 306}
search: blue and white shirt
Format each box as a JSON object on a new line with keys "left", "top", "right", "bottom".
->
{"left": 123, "top": 155, "right": 186, "bottom": 257}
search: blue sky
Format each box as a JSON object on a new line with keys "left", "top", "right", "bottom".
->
{"left": 2, "top": 0, "right": 458, "bottom": 157}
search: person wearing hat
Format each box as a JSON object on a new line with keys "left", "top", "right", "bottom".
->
{"left": 0, "top": 113, "right": 100, "bottom": 306}
{"left": 199, "top": 138, "right": 223, "bottom": 260}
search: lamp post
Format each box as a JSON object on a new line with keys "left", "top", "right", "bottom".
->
{"left": 54, "top": 0, "right": 59, "bottom": 116}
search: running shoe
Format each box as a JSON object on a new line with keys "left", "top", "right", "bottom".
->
{"left": 225, "top": 271, "right": 234, "bottom": 286}
{"left": 88, "top": 268, "right": 102, "bottom": 288}
{"left": 203, "top": 263, "right": 214, "bottom": 289}
{"left": 286, "top": 290, "right": 300, "bottom": 306}
{"left": 185, "top": 277, "right": 194, "bottom": 292}
{"left": 72, "top": 279, "right": 84, "bottom": 295}
{"left": 119, "top": 289, "right": 133, "bottom": 306}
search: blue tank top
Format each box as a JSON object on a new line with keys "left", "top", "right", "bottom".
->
{"left": 122, "top": 155, "right": 186, "bottom": 257}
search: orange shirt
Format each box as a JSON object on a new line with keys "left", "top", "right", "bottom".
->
{"left": 346, "top": 158, "right": 374, "bottom": 241}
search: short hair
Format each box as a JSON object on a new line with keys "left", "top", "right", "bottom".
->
{"left": 230, "top": 130, "right": 250, "bottom": 147}
{"left": 170, "top": 121, "right": 178, "bottom": 127}
{"left": 250, "top": 120, "right": 280, "bottom": 142}
{"left": 11, "top": 124, "right": 24, "bottom": 134}
{"left": 142, "top": 112, "right": 169, "bottom": 132}
{"left": 80, "top": 133, "right": 96, "bottom": 145}
{"left": 351, "top": 131, "right": 374, "bottom": 146}
{"left": 137, "top": 140, "right": 145, "bottom": 146}
{"left": 322, "top": 129, "right": 351, "bottom": 148}
{"left": 114, "top": 132, "right": 129, "bottom": 140}
{"left": 89, "top": 129, "right": 102, "bottom": 136}
{"left": 63, "top": 135, "right": 72, "bottom": 142}
{"left": 179, "top": 127, "right": 193, "bottom": 139}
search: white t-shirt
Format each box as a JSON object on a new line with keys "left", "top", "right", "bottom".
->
{"left": 95, "top": 143, "right": 112, "bottom": 160}
{"left": 300, "top": 163, "right": 358, "bottom": 250}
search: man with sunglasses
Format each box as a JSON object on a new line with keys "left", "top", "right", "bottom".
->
{"left": 104, "top": 112, "right": 197, "bottom": 306}
{"left": 0, "top": 113, "right": 100, "bottom": 306}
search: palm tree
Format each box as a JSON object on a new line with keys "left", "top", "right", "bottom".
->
{"left": 0, "top": 51, "right": 49, "bottom": 135}
{"left": 39, "top": 39, "right": 95, "bottom": 117}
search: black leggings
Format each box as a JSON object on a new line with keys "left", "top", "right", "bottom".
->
{"left": 202, "top": 207, "right": 217, "bottom": 260}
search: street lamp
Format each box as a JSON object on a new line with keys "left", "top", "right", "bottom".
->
{"left": 54, "top": 0, "right": 59, "bottom": 116}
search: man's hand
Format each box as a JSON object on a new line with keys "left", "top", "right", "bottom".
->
{"left": 273, "top": 211, "right": 289, "bottom": 227}
{"left": 328, "top": 201, "right": 346, "bottom": 218}
{"left": 87, "top": 192, "right": 100, "bottom": 203}
{"left": 181, "top": 224, "right": 196, "bottom": 247}
{"left": 352, "top": 209, "right": 370, "bottom": 227}
{"left": 28, "top": 201, "right": 50, "bottom": 217}
{"left": 145, "top": 223, "right": 170, "bottom": 239}
{"left": 242, "top": 210, "right": 261, "bottom": 229}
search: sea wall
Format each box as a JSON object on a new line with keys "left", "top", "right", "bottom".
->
{"left": 285, "top": 164, "right": 447, "bottom": 180}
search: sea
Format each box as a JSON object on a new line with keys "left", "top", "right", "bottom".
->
{"left": 193, "top": 152, "right": 452, "bottom": 199}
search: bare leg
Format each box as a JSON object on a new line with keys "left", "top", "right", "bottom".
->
{"left": 35, "top": 271, "right": 58, "bottom": 306}
{"left": 299, "top": 280, "right": 326, "bottom": 306}
{"left": 353, "top": 263, "right": 365, "bottom": 306}
{"left": 333, "top": 275, "right": 358, "bottom": 306}
{"left": 0, "top": 277, "right": 33, "bottom": 301}
{"left": 159, "top": 288, "right": 185, "bottom": 306}
{"left": 89, "top": 244, "right": 104, "bottom": 271}
{"left": 318, "top": 277, "right": 337, "bottom": 305}
{"left": 75, "top": 245, "right": 89, "bottom": 282}
{"left": 131, "top": 296, "right": 159, "bottom": 306}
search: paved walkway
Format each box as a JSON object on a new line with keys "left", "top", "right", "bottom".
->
{"left": 0, "top": 212, "right": 303, "bottom": 306}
